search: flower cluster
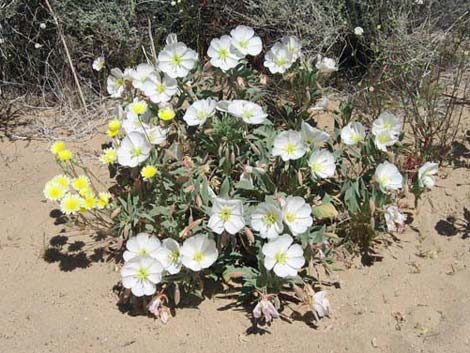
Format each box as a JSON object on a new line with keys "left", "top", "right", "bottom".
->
{"left": 44, "top": 25, "right": 439, "bottom": 326}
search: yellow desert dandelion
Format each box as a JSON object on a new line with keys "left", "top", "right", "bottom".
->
{"left": 60, "top": 194, "right": 83, "bottom": 215}
{"left": 72, "top": 176, "right": 90, "bottom": 191}
{"left": 141, "top": 165, "right": 158, "bottom": 180}
{"left": 43, "top": 180, "right": 66, "bottom": 201}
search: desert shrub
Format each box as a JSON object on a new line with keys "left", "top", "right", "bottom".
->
{"left": 42, "top": 27, "right": 437, "bottom": 324}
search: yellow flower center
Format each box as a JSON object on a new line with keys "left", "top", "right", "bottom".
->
{"left": 239, "top": 39, "right": 249, "bottom": 49}
{"left": 218, "top": 48, "right": 229, "bottom": 59}
{"left": 169, "top": 250, "right": 180, "bottom": 263}
{"left": 171, "top": 54, "right": 183, "bottom": 66}
{"left": 276, "top": 57, "right": 287, "bottom": 66}
{"left": 284, "top": 143, "right": 296, "bottom": 155}
{"left": 285, "top": 211, "right": 296, "bottom": 223}
{"left": 196, "top": 111, "right": 207, "bottom": 120}
{"left": 219, "top": 207, "right": 232, "bottom": 222}
{"left": 193, "top": 250, "right": 205, "bottom": 263}
{"left": 352, "top": 133, "right": 362, "bottom": 143}
{"left": 275, "top": 251, "right": 287, "bottom": 264}
{"left": 156, "top": 83, "right": 166, "bottom": 93}
{"left": 264, "top": 212, "right": 277, "bottom": 226}
{"left": 136, "top": 267, "right": 149, "bottom": 281}
{"left": 242, "top": 111, "right": 253, "bottom": 120}
{"left": 138, "top": 249, "right": 148, "bottom": 256}
{"left": 131, "top": 146, "right": 143, "bottom": 158}
{"left": 311, "top": 161, "right": 322, "bottom": 173}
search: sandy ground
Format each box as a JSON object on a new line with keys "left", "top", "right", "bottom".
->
{"left": 0, "top": 132, "right": 469, "bottom": 353}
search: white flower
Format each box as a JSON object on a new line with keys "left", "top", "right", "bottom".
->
{"left": 262, "top": 234, "right": 305, "bottom": 277}
{"left": 310, "top": 291, "right": 331, "bottom": 318}
{"left": 183, "top": 99, "right": 217, "bottom": 126}
{"left": 130, "top": 63, "right": 155, "bottom": 90}
{"left": 117, "top": 131, "right": 152, "bottom": 167}
{"left": 146, "top": 125, "right": 168, "bottom": 145}
{"left": 251, "top": 202, "right": 284, "bottom": 239}
{"left": 374, "top": 161, "right": 403, "bottom": 192}
{"left": 281, "top": 36, "right": 302, "bottom": 61}
{"left": 153, "top": 238, "right": 182, "bottom": 275}
{"left": 253, "top": 298, "right": 280, "bottom": 323}
{"left": 384, "top": 206, "right": 407, "bottom": 233}
{"left": 158, "top": 42, "right": 198, "bottom": 78}
{"left": 123, "top": 233, "right": 161, "bottom": 261}
{"left": 121, "top": 256, "right": 163, "bottom": 297}
{"left": 180, "top": 234, "right": 218, "bottom": 271}
{"left": 122, "top": 115, "right": 146, "bottom": 134}
{"left": 264, "top": 42, "right": 294, "bottom": 74}
{"left": 92, "top": 56, "right": 105, "bottom": 71}
{"left": 208, "top": 197, "right": 245, "bottom": 235}
{"left": 354, "top": 26, "right": 364, "bottom": 36}
{"left": 281, "top": 196, "right": 313, "bottom": 236}
{"left": 230, "top": 25, "right": 262, "bottom": 56}
{"left": 301, "top": 121, "right": 330, "bottom": 147}
{"left": 39, "top": 23, "right": 46, "bottom": 30}
{"left": 372, "top": 111, "right": 401, "bottom": 137}
{"left": 227, "top": 100, "right": 267, "bottom": 124}
{"left": 341, "top": 122, "right": 366, "bottom": 145}
{"left": 418, "top": 162, "right": 438, "bottom": 188}
{"left": 308, "top": 149, "right": 336, "bottom": 179}
{"left": 142, "top": 72, "right": 178, "bottom": 103}
{"left": 271, "top": 130, "right": 307, "bottom": 161}
{"left": 207, "top": 35, "right": 243, "bottom": 71}
{"left": 374, "top": 130, "right": 399, "bottom": 152}
{"left": 315, "top": 55, "right": 338, "bottom": 74}
{"left": 107, "top": 68, "right": 126, "bottom": 98}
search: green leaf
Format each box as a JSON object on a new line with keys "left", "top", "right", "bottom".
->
{"left": 312, "top": 203, "right": 338, "bottom": 220}
{"left": 219, "top": 177, "right": 231, "bottom": 198}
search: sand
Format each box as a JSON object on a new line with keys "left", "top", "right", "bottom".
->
{"left": 0, "top": 130, "right": 469, "bottom": 353}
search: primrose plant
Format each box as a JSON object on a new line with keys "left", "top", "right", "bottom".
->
{"left": 43, "top": 25, "right": 438, "bottom": 326}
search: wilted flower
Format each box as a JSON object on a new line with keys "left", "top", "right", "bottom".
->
{"left": 315, "top": 55, "right": 338, "bottom": 74}
{"left": 300, "top": 121, "right": 329, "bottom": 147}
{"left": 384, "top": 205, "right": 407, "bottom": 233}
{"left": 251, "top": 202, "right": 284, "bottom": 239}
{"left": 262, "top": 234, "right": 305, "bottom": 277}
{"left": 228, "top": 100, "right": 267, "bottom": 124}
{"left": 374, "top": 161, "right": 403, "bottom": 192}
{"left": 130, "top": 63, "right": 155, "bottom": 91}
{"left": 146, "top": 125, "right": 168, "bottom": 145}
{"left": 183, "top": 99, "right": 217, "bottom": 126}
{"left": 34, "top": 43, "right": 43, "bottom": 49}
{"left": 142, "top": 72, "right": 178, "bottom": 103}
{"left": 309, "top": 290, "right": 331, "bottom": 318}
{"left": 341, "top": 122, "right": 366, "bottom": 146}
{"left": 158, "top": 42, "right": 198, "bottom": 78}
{"left": 271, "top": 130, "right": 307, "bottom": 161}
{"left": 354, "top": 26, "right": 364, "bottom": 36}
{"left": 120, "top": 256, "right": 163, "bottom": 297}
{"left": 281, "top": 35, "right": 302, "bottom": 62}
{"left": 208, "top": 35, "right": 243, "bottom": 71}
{"left": 310, "top": 96, "right": 329, "bottom": 112}
{"left": 39, "top": 23, "right": 46, "bottom": 29}
{"left": 418, "top": 162, "right": 438, "bottom": 188}
{"left": 308, "top": 149, "right": 336, "bottom": 179}
{"left": 154, "top": 238, "right": 182, "bottom": 275}
{"left": 253, "top": 296, "right": 280, "bottom": 323}
{"left": 117, "top": 131, "right": 152, "bottom": 167}
{"left": 180, "top": 234, "right": 218, "bottom": 271}
{"left": 281, "top": 196, "right": 313, "bottom": 235}
{"left": 230, "top": 25, "right": 262, "bottom": 56}
{"left": 264, "top": 42, "right": 294, "bottom": 74}
{"left": 208, "top": 197, "right": 245, "bottom": 235}
{"left": 123, "top": 233, "right": 161, "bottom": 261}
{"left": 92, "top": 56, "right": 105, "bottom": 71}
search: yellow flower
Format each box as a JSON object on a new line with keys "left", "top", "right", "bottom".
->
{"left": 129, "top": 100, "right": 148, "bottom": 115}
{"left": 43, "top": 181, "right": 66, "bottom": 201}
{"left": 158, "top": 107, "right": 175, "bottom": 121}
{"left": 72, "top": 176, "right": 90, "bottom": 191}
{"left": 60, "top": 194, "right": 83, "bottom": 215}
{"left": 50, "top": 141, "right": 66, "bottom": 155}
{"left": 99, "top": 148, "right": 117, "bottom": 164}
{"left": 57, "top": 149, "right": 73, "bottom": 161}
{"left": 79, "top": 186, "right": 94, "bottom": 197}
{"left": 97, "top": 192, "right": 112, "bottom": 209}
{"left": 51, "top": 174, "right": 71, "bottom": 188}
{"left": 141, "top": 165, "right": 158, "bottom": 180}
{"left": 108, "top": 119, "right": 121, "bottom": 131}
{"left": 82, "top": 194, "right": 98, "bottom": 210}
{"left": 107, "top": 120, "right": 121, "bottom": 138}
